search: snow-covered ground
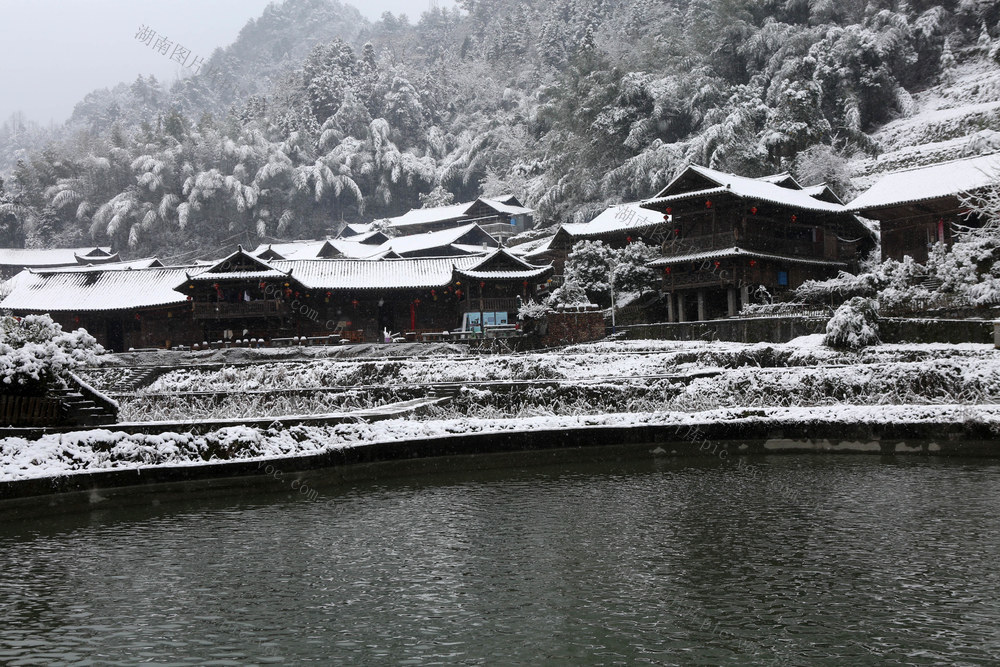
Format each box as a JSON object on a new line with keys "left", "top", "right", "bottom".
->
{"left": 1, "top": 403, "right": 998, "bottom": 483}
{"left": 2, "top": 337, "right": 999, "bottom": 483}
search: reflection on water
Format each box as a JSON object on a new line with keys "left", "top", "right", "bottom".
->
{"left": 2, "top": 454, "right": 1000, "bottom": 665}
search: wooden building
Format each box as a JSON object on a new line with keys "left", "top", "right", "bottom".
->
{"left": 847, "top": 154, "right": 1000, "bottom": 263}
{"left": 177, "top": 247, "right": 552, "bottom": 343}
{"left": 0, "top": 246, "right": 120, "bottom": 280}
{"left": 640, "top": 165, "right": 876, "bottom": 321}
{"left": 370, "top": 195, "right": 534, "bottom": 240}
{"left": 0, "top": 248, "right": 553, "bottom": 350}
{"left": 0, "top": 262, "right": 194, "bottom": 351}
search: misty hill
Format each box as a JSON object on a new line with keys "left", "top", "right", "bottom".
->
{"left": 1, "top": 0, "right": 999, "bottom": 262}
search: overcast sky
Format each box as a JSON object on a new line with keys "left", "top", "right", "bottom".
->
{"left": 0, "top": 0, "right": 457, "bottom": 126}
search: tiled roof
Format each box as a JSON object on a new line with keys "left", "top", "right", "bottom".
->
{"left": 0, "top": 266, "right": 195, "bottom": 312}
{"left": 643, "top": 165, "right": 848, "bottom": 213}
{"left": 251, "top": 240, "right": 333, "bottom": 260}
{"left": 561, "top": 202, "right": 666, "bottom": 239}
{"left": 455, "top": 266, "right": 553, "bottom": 281}
{"left": 647, "top": 246, "right": 847, "bottom": 268}
{"left": 0, "top": 247, "right": 116, "bottom": 267}
{"left": 267, "top": 257, "right": 484, "bottom": 291}
{"left": 386, "top": 196, "right": 534, "bottom": 229}
{"left": 846, "top": 153, "right": 1000, "bottom": 212}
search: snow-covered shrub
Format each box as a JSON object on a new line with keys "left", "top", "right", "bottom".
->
{"left": 548, "top": 278, "right": 594, "bottom": 309}
{"left": 564, "top": 239, "right": 614, "bottom": 301}
{"left": 824, "top": 297, "right": 880, "bottom": 351}
{"left": 613, "top": 241, "right": 659, "bottom": 293}
{"left": 0, "top": 314, "right": 103, "bottom": 395}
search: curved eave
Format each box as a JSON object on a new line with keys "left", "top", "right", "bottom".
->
{"left": 642, "top": 187, "right": 848, "bottom": 214}
{"left": 648, "top": 247, "right": 847, "bottom": 269}
{"left": 453, "top": 266, "right": 554, "bottom": 281}
{"left": 1, "top": 299, "right": 190, "bottom": 313}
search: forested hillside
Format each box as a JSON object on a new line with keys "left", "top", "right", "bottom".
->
{"left": 1, "top": 0, "right": 998, "bottom": 262}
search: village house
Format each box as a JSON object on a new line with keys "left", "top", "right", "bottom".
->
{"left": 847, "top": 153, "right": 1000, "bottom": 263}
{"left": 0, "top": 261, "right": 193, "bottom": 351}
{"left": 364, "top": 195, "right": 534, "bottom": 240}
{"left": 0, "top": 247, "right": 553, "bottom": 350}
{"left": 0, "top": 246, "right": 121, "bottom": 280}
{"left": 639, "top": 165, "right": 876, "bottom": 321}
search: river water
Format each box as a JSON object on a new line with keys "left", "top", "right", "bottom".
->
{"left": 2, "top": 453, "right": 1000, "bottom": 665}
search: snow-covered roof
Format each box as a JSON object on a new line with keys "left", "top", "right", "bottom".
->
{"left": 379, "top": 223, "right": 498, "bottom": 256}
{"left": 560, "top": 202, "right": 665, "bottom": 239}
{"left": 0, "top": 266, "right": 194, "bottom": 312}
{"left": 847, "top": 153, "right": 1000, "bottom": 212}
{"left": 340, "top": 222, "right": 374, "bottom": 237}
{"left": 0, "top": 246, "right": 116, "bottom": 268}
{"left": 251, "top": 240, "right": 334, "bottom": 260}
{"left": 47, "top": 257, "right": 164, "bottom": 271}
{"left": 267, "top": 248, "right": 550, "bottom": 291}
{"left": 643, "top": 165, "right": 848, "bottom": 213}
{"left": 648, "top": 246, "right": 848, "bottom": 268}
{"left": 507, "top": 235, "right": 556, "bottom": 259}
{"left": 327, "top": 239, "right": 386, "bottom": 259}
{"left": 386, "top": 196, "right": 533, "bottom": 229}
{"left": 268, "top": 256, "right": 483, "bottom": 291}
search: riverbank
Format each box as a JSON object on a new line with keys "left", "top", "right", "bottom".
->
{"left": 2, "top": 403, "right": 999, "bottom": 503}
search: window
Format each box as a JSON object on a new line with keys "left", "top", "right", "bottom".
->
{"left": 777, "top": 270, "right": 789, "bottom": 286}
{"left": 462, "top": 311, "right": 510, "bottom": 332}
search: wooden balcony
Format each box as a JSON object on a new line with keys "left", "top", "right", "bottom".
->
{"left": 463, "top": 297, "right": 520, "bottom": 312}
{"left": 193, "top": 300, "right": 290, "bottom": 320}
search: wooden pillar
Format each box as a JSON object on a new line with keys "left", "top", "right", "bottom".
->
{"left": 697, "top": 289, "right": 706, "bottom": 321}
{"left": 727, "top": 287, "right": 737, "bottom": 317}
{"left": 740, "top": 284, "right": 750, "bottom": 309}
{"left": 677, "top": 292, "right": 686, "bottom": 322}
{"left": 667, "top": 293, "right": 676, "bottom": 323}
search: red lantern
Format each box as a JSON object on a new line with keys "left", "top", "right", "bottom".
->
{"left": 352, "top": 299, "right": 359, "bottom": 309}
{"left": 326, "top": 291, "right": 332, "bottom": 297}
{"left": 414, "top": 298, "right": 421, "bottom": 307}
{"left": 714, "top": 261, "right": 720, "bottom": 268}
{"left": 135, "top": 314, "right": 141, "bottom": 321}
{"left": 74, "top": 316, "right": 80, "bottom": 323}
{"left": 627, "top": 236, "right": 633, "bottom": 243}
{"left": 749, "top": 259, "right": 757, "bottom": 267}
{"left": 665, "top": 207, "right": 672, "bottom": 215}
{"left": 791, "top": 214, "right": 797, "bottom": 223}
{"left": 705, "top": 200, "right": 712, "bottom": 209}
{"left": 664, "top": 267, "right": 672, "bottom": 274}
{"left": 750, "top": 207, "right": 758, "bottom": 215}
{"left": 480, "top": 281, "right": 485, "bottom": 288}
{"left": 259, "top": 282, "right": 266, "bottom": 289}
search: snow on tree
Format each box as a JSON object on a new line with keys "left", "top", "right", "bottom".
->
{"left": 824, "top": 297, "right": 880, "bottom": 351}
{"left": 0, "top": 314, "right": 103, "bottom": 396}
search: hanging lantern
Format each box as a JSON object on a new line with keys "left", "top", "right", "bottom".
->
{"left": 522, "top": 281, "right": 529, "bottom": 288}
{"left": 455, "top": 281, "right": 462, "bottom": 286}
{"left": 749, "top": 259, "right": 757, "bottom": 267}
{"left": 414, "top": 298, "right": 421, "bottom": 306}
{"left": 431, "top": 289, "right": 437, "bottom": 300}
{"left": 187, "top": 296, "right": 192, "bottom": 301}
{"left": 284, "top": 282, "right": 290, "bottom": 287}
{"left": 750, "top": 207, "right": 758, "bottom": 215}
{"left": 665, "top": 207, "right": 672, "bottom": 215}
{"left": 135, "top": 314, "right": 141, "bottom": 321}
{"left": 627, "top": 236, "right": 633, "bottom": 243}
{"left": 664, "top": 267, "right": 671, "bottom": 274}
{"left": 259, "top": 282, "right": 266, "bottom": 289}
{"left": 705, "top": 200, "right": 712, "bottom": 209}
{"left": 74, "top": 316, "right": 80, "bottom": 323}
{"left": 714, "top": 261, "right": 720, "bottom": 268}
{"left": 791, "top": 214, "right": 797, "bottom": 223}
{"left": 188, "top": 284, "right": 194, "bottom": 290}
{"left": 352, "top": 299, "right": 359, "bottom": 309}
{"left": 480, "top": 281, "right": 486, "bottom": 288}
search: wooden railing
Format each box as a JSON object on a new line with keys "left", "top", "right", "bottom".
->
{"left": 0, "top": 395, "right": 61, "bottom": 426}
{"left": 464, "top": 298, "right": 520, "bottom": 312}
{"left": 193, "top": 300, "right": 290, "bottom": 320}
